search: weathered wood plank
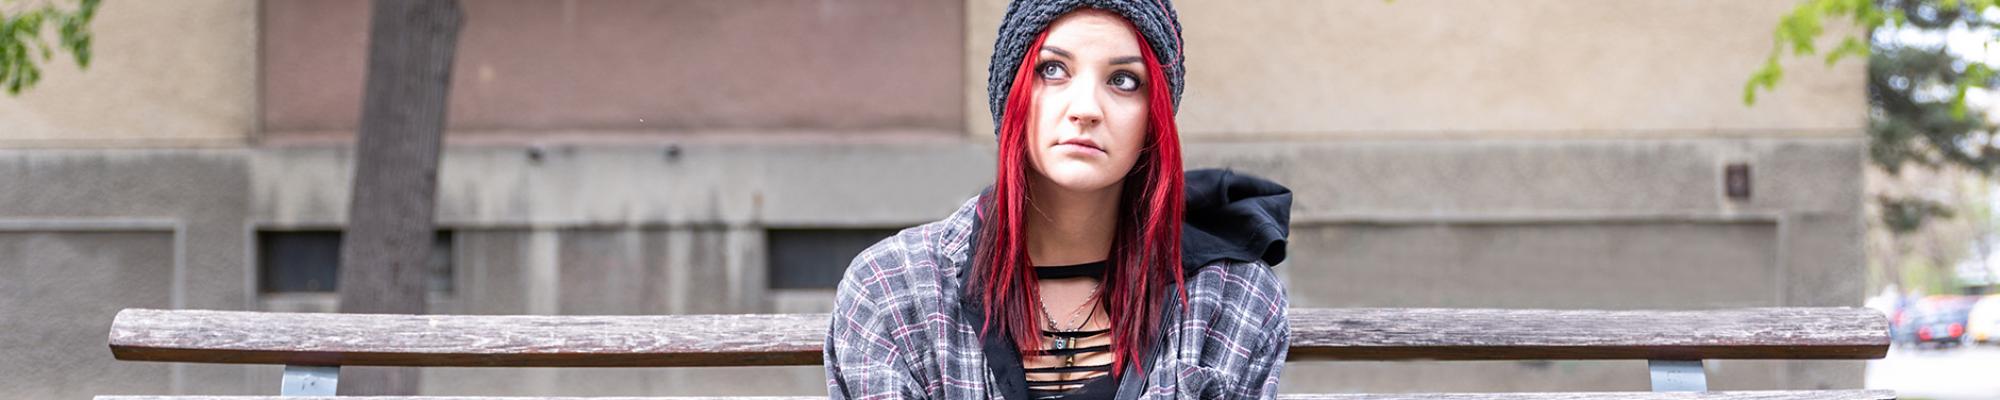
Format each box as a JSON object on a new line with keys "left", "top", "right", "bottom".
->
{"left": 109, "top": 309, "right": 826, "bottom": 367}
{"left": 91, "top": 390, "right": 1899, "bottom": 400}
{"left": 1286, "top": 307, "right": 1890, "bottom": 361}
{"left": 107, "top": 307, "right": 1887, "bottom": 367}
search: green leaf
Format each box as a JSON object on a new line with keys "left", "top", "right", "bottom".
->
{"left": 1826, "top": 36, "right": 1869, "bottom": 66}
{"left": 0, "top": 0, "right": 101, "bottom": 95}
{"left": 1744, "top": 54, "right": 1786, "bottom": 105}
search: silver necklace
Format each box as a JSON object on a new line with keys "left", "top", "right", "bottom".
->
{"left": 1037, "top": 279, "right": 1101, "bottom": 367}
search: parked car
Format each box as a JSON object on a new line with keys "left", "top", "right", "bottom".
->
{"left": 1968, "top": 295, "right": 2000, "bottom": 345}
{"left": 1890, "top": 296, "right": 1920, "bottom": 346}
{"left": 1908, "top": 296, "right": 1980, "bottom": 349}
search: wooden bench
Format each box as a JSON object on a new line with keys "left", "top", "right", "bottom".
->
{"left": 98, "top": 307, "right": 1895, "bottom": 399}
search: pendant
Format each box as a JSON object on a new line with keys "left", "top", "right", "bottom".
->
{"left": 1060, "top": 337, "right": 1076, "bottom": 367}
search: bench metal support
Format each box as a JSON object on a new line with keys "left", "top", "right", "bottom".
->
{"left": 280, "top": 365, "right": 338, "bottom": 396}
{"left": 1647, "top": 359, "right": 1706, "bottom": 392}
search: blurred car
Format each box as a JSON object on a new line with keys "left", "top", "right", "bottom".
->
{"left": 1968, "top": 295, "right": 2000, "bottom": 345}
{"left": 1908, "top": 296, "right": 1979, "bottom": 348}
{"left": 1890, "top": 296, "right": 1920, "bottom": 346}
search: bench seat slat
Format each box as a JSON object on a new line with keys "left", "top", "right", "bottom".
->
{"left": 92, "top": 390, "right": 1899, "bottom": 400}
{"left": 107, "top": 307, "right": 1887, "bottom": 367}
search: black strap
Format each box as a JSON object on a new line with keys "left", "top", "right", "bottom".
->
{"left": 1033, "top": 260, "right": 1108, "bottom": 279}
{"left": 1025, "top": 363, "right": 1115, "bottom": 375}
{"left": 1042, "top": 329, "right": 1109, "bottom": 338}
{"left": 1038, "top": 344, "right": 1110, "bottom": 356}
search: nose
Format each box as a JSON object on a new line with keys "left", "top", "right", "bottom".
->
{"left": 1065, "top": 85, "right": 1104, "bottom": 128}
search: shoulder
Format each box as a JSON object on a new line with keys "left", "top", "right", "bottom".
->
{"left": 834, "top": 195, "right": 983, "bottom": 306}
{"left": 1180, "top": 259, "right": 1289, "bottom": 340}
{"left": 1185, "top": 259, "right": 1287, "bottom": 311}
{"left": 835, "top": 222, "right": 952, "bottom": 310}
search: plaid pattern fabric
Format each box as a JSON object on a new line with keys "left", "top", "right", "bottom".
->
{"left": 826, "top": 195, "right": 1289, "bottom": 399}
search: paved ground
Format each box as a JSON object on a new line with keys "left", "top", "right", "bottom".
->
{"left": 1867, "top": 344, "right": 2000, "bottom": 399}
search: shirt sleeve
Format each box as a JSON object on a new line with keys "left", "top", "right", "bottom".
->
{"left": 1236, "top": 309, "right": 1289, "bottom": 399}
{"left": 824, "top": 249, "right": 920, "bottom": 399}
{"left": 1221, "top": 260, "right": 1289, "bottom": 399}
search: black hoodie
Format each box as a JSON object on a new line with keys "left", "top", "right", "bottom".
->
{"left": 1180, "top": 168, "right": 1293, "bottom": 273}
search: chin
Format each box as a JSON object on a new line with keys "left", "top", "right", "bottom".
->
{"left": 1035, "top": 163, "right": 1125, "bottom": 193}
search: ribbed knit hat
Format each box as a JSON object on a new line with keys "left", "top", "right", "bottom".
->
{"left": 986, "top": 0, "right": 1184, "bottom": 136}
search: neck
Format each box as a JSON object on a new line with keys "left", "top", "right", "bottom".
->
{"left": 1024, "top": 174, "right": 1122, "bottom": 267}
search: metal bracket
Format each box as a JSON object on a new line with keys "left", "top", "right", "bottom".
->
{"left": 1647, "top": 359, "right": 1707, "bottom": 392}
{"left": 280, "top": 365, "right": 339, "bottom": 396}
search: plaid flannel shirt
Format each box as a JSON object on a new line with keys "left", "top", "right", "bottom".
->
{"left": 825, "top": 195, "right": 1289, "bottom": 399}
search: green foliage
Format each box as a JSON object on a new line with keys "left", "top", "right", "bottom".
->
{"left": 1881, "top": 194, "right": 1957, "bottom": 233}
{"left": 1754, "top": 0, "right": 2000, "bottom": 232}
{"left": 0, "top": 0, "right": 99, "bottom": 95}
{"left": 1745, "top": 0, "right": 1891, "bottom": 105}
{"left": 1899, "top": 255, "right": 1958, "bottom": 295}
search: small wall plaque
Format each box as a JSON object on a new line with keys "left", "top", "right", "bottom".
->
{"left": 1724, "top": 163, "right": 1751, "bottom": 200}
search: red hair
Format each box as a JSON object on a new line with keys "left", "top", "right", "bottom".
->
{"left": 972, "top": 25, "right": 1185, "bottom": 377}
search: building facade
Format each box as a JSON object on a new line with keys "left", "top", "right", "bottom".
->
{"left": 0, "top": 0, "right": 1865, "bottom": 397}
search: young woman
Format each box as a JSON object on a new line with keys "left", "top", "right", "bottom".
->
{"left": 825, "top": 1, "right": 1292, "bottom": 399}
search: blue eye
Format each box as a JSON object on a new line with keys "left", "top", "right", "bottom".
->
{"left": 1038, "top": 62, "right": 1068, "bottom": 80}
{"left": 1109, "top": 73, "right": 1142, "bottom": 92}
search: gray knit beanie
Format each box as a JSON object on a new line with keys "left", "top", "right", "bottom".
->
{"left": 986, "top": 0, "right": 1184, "bottom": 136}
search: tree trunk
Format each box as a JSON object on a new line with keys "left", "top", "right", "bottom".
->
{"left": 336, "top": 0, "right": 462, "bottom": 395}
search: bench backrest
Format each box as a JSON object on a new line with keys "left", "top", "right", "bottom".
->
{"left": 100, "top": 307, "right": 1895, "bottom": 399}
{"left": 108, "top": 307, "right": 1887, "bottom": 366}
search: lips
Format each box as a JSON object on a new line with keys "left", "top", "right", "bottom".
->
{"left": 1057, "top": 137, "right": 1105, "bottom": 153}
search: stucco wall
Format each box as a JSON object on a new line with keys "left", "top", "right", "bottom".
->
{"left": 0, "top": 0, "right": 255, "bottom": 147}
{"left": 965, "top": 0, "right": 1865, "bottom": 138}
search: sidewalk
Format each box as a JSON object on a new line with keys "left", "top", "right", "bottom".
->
{"left": 1867, "top": 345, "right": 2000, "bottom": 399}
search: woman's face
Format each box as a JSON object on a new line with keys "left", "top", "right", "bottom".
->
{"left": 1025, "top": 9, "right": 1150, "bottom": 194}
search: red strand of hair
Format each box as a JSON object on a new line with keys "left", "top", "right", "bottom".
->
{"left": 976, "top": 25, "right": 1185, "bottom": 378}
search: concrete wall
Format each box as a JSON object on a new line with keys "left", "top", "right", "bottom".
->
{"left": 1250, "top": 137, "right": 1864, "bottom": 391}
{"left": 2, "top": 231, "right": 173, "bottom": 398}
{"left": 0, "top": 0, "right": 1868, "bottom": 397}
{"left": 0, "top": 150, "right": 254, "bottom": 397}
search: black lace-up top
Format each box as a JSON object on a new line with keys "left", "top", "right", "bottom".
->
{"left": 1025, "top": 260, "right": 1116, "bottom": 400}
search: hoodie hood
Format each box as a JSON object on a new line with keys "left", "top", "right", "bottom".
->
{"left": 1179, "top": 168, "right": 1292, "bottom": 273}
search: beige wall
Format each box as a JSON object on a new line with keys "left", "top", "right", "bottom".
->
{"left": 0, "top": 1, "right": 1865, "bottom": 146}
{"left": 965, "top": 0, "right": 1866, "bottom": 139}
{"left": 0, "top": 0, "right": 256, "bottom": 147}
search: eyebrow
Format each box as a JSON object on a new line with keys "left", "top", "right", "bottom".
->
{"left": 1040, "top": 46, "right": 1142, "bottom": 65}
